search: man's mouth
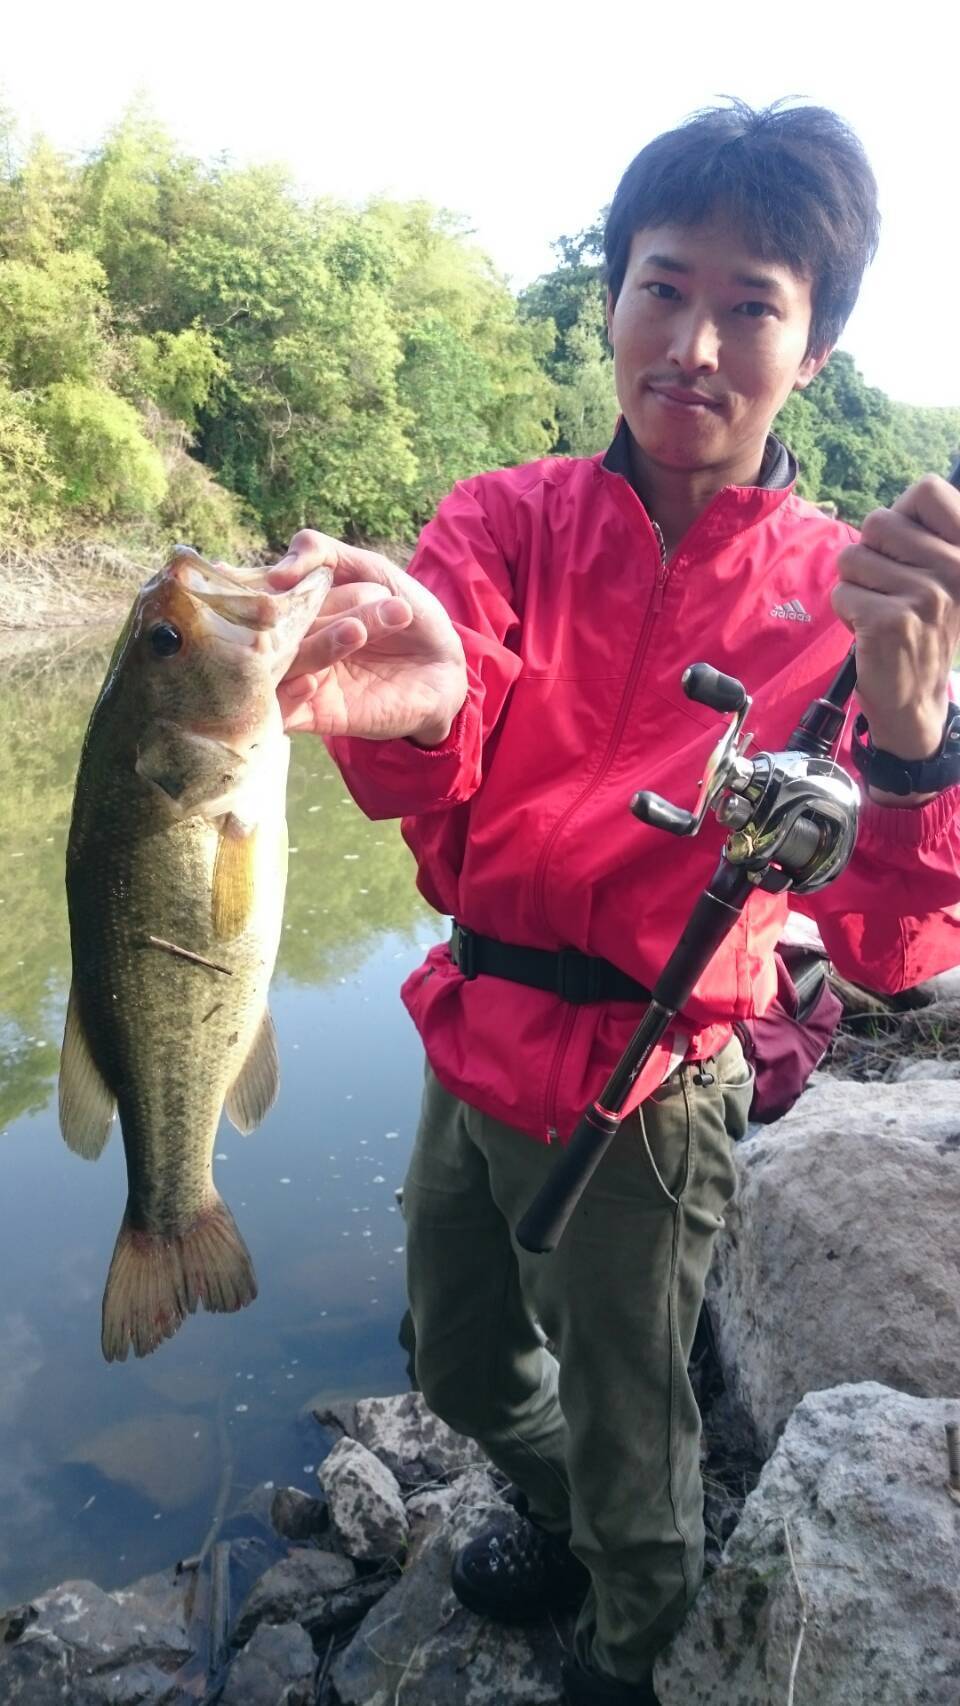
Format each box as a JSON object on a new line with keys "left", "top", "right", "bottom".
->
{"left": 648, "top": 384, "right": 722, "bottom": 411}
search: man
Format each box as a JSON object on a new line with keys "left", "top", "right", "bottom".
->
{"left": 269, "top": 102, "right": 960, "bottom": 1704}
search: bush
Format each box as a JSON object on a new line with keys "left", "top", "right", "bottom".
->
{"left": 0, "top": 381, "right": 61, "bottom": 542}
{"left": 35, "top": 381, "right": 167, "bottom": 519}
{"left": 159, "top": 447, "right": 264, "bottom": 559}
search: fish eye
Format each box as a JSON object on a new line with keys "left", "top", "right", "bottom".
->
{"left": 149, "top": 622, "right": 183, "bottom": 658}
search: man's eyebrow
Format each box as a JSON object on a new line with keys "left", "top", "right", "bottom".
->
{"left": 641, "top": 253, "right": 786, "bottom": 294}
{"left": 643, "top": 253, "right": 690, "bottom": 274}
{"left": 733, "top": 271, "right": 784, "bottom": 293}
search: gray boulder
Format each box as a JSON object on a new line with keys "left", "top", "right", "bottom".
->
{"left": 314, "top": 1390, "right": 488, "bottom": 1486}
{"left": 330, "top": 1470, "right": 568, "bottom": 1705}
{"left": 319, "top": 1436, "right": 410, "bottom": 1562}
{"left": 270, "top": 1484, "right": 331, "bottom": 1543}
{"left": 232, "top": 1547, "right": 356, "bottom": 1648}
{"left": 892, "top": 1058, "right": 960, "bottom": 1082}
{"left": 354, "top": 1391, "right": 489, "bottom": 1484}
{"left": 0, "top": 1573, "right": 193, "bottom": 1705}
{"left": 707, "top": 1078, "right": 960, "bottom": 1451}
{"left": 656, "top": 1382, "right": 960, "bottom": 1706}
{"left": 219, "top": 1621, "right": 317, "bottom": 1706}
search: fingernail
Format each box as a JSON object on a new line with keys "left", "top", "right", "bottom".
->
{"left": 380, "top": 600, "right": 408, "bottom": 628}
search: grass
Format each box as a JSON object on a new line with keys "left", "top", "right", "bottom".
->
{"left": 0, "top": 542, "right": 149, "bottom": 631}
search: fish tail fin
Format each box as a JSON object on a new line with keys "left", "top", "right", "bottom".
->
{"left": 101, "top": 1193, "right": 258, "bottom": 1363}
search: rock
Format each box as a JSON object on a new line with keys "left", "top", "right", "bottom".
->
{"left": 656, "top": 1382, "right": 960, "bottom": 1706}
{"left": 219, "top": 1621, "right": 317, "bottom": 1706}
{"left": 310, "top": 1397, "right": 358, "bottom": 1439}
{"left": 891, "top": 1058, "right": 960, "bottom": 1082}
{"left": 707, "top": 1079, "right": 960, "bottom": 1452}
{"left": 308, "top": 1572, "right": 399, "bottom": 1636}
{"left": 330, "top": 1473, "right": 567, "bottom": 1705}
{"left": 405, "top": 1468, "right": 499, "bottom": 1555}
{"left": 353, "top": 1392, "right": 489, "bottom": 1485}
{"left": 0, "top": 1574, "right": 193, "bottom": 1705}
{"left": 232, "top": 1547, "right": 356, "bottom": 1648}
{"left": 319, "top": 1437, "right": 410, "bottom": 1562}
{"left": 270, "top": 1485, "right": 331, "bottom": 1543}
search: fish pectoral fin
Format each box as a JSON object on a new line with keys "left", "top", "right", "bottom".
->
{"left": 212, "top": 815, "right": 257, "bottom": 939}
{"left": 225, "top": 1008, "right": 279, "bottom": 1134}
{"left": 137, "top": 724, "right": 244, "bottom": 817}
{"left": 59, "top": 985, "right": 116, "bottom": 1159}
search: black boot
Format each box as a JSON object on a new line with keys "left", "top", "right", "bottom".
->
{"left": 561, "top": 1657, "right": 660, "bottom": 1704}
{"left": 450, "top": 1488, "right": 589, "bottom": 1622}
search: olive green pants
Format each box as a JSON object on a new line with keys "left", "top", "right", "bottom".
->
{"left": 402, "top": 1040, "right": 752, "bottom": 1685}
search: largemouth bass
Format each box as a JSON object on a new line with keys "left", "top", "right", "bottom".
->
{"left": 59, "top": 546, "right": 330, "bottom": 1362}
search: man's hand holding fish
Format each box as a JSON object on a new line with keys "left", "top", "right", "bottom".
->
{"left": 267, "top": 529, "right": 468, "bottom": 747}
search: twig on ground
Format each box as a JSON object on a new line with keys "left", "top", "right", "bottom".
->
{"left": 782, "top": 1517, "right": 807, "bottom": 1706}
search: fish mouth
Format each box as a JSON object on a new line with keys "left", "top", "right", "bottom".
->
{"left": 163, "top": 545, "right": 330, "bottom": 635}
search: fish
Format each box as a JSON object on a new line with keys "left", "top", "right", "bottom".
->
{"left": 59, "top": 544, "right": 331, "bottom": 1362}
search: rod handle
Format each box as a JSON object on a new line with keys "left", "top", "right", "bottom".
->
{"left": 515, "top": 1106, "right": 621, "bottom": 1253}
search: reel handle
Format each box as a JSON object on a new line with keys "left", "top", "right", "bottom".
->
{"left": 683, "top": 663, "right": 747, "bottom": 713}
{"left": 630, "top": 792, "right": 697, "bottom": 835}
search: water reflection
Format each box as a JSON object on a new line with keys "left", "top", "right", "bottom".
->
{"left": 0, "top": 631, "right": 445, "bottom": 1606}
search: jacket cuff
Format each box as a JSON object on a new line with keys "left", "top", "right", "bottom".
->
{"left": 402, "top": 698, "right": 469, "bottom": 759}
{"left": 857, "top": 781, "right": 960, "bottom": 854}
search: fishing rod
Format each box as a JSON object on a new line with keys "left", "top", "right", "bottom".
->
{"left": 516, "top": 460, "right": 960, "bottom": 1256}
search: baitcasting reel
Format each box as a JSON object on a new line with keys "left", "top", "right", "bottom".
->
{"left": 630, "top": 662, "right": 860, "bottom": 895}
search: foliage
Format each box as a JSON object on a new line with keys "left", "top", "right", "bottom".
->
{"left": 35, "top": 382, "right": 167, "bottom": 518}
{"left": 0, "top": 101, "right": 955, "bottom": 561}
{"left": 0, "top": 381, "right": 61, "bottom": 542}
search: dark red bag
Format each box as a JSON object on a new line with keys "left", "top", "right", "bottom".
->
{"left": 734, "top": 946, "right": 843, "bottom": 1124}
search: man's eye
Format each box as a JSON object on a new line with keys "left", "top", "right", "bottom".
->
{"left": 735, "top": 301, "right": 775, "bottom": 318}
{"left": 643, "top": 282, "right": 680, "bottom": 301}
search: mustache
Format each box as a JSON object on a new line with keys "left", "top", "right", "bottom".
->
{"left": 647, "top": 377, "right": 725, "bottom": 401}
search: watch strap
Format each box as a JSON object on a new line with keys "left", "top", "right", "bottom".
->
{"left": 850, "top": 703, "right": 960, "bottom": 796}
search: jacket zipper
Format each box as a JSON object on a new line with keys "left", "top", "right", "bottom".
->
{"left": 532, "top": 521, "right": 668, "bottom": 930}
{"left": 536, "top": 521, "right": 669, "bottom": 1136}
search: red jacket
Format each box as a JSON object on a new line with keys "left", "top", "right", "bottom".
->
{"left": 329, "top": 442, "right": 960, "bottom": 1141}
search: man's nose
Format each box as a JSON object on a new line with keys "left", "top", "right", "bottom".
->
{"left": 667, "top": 312, "right": 720, "bottom": 373}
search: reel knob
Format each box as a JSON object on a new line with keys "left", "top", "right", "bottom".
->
{"left": 682, "top": 664, "right": 747, "bottom": 713}
{"left": 631, "top": 791, "right": 697, "bottom": 835}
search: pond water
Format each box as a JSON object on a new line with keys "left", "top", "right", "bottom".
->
{"left": 0, "top": 630, "right": 446, "bottom": 1608}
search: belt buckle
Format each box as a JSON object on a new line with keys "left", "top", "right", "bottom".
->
{"left": 452, "top": 923, "right": 479, "bottom": 980}
{"left": 557, "top": 948, "right": 595, "bottom": 1004}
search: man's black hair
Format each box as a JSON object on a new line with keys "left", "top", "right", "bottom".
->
{"left": 605, "top": 100, "right": 880, "bottom": 356}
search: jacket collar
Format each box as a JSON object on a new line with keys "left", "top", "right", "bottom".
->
{"left": 598, "top": 416, "right": 798, "bottom": 554}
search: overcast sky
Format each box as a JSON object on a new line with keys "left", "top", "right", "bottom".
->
{"left": 6, "top": 0, "right": 960, "bottom": 409}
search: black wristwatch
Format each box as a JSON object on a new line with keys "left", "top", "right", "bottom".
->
{"left": 850, "top": 703, "right": 960, "bottom": 796}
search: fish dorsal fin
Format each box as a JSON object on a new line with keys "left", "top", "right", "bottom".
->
{"left": 59, "top": 985, "right": 116, "bottom": 1159}
{"left": 225, "top": 1009, "right": 279, "bottom": 1134}
{"left": 212, "top": 816, "right": 257, "bottom": 939}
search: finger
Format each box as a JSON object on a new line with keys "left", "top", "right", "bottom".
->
{"left": 267, "top": 529, "right": 340, "bottom": 590}
{"left": 836, "top": 543, "right": 959, "bottom": 619}
{"left": 309, "top": 583, "right": 411, "bottom": 624}
{"left": 830, "top": 579, "right": 927, "bottom": 641}
{"left": 855, "top": 506, "right": 960, "bottom": 579}
{"left": 890, "top": 475, "right": 960, "bottom": 547}
{"left": 267, "top": 529, "right": 405, "bottom": 593}
{"left": 279, "top": 695, "right": 318, "bottom": 733}
{"left": 285, "top": 599, "right": 413, "bottom": 681}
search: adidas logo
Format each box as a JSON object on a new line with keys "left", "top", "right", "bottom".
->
{"left": 770, "top": 598, "right": 812, "bottom": 622}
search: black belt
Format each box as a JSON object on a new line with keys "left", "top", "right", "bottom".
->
{"left": 449, "top": 923, "right": 651, "bottom": 1006}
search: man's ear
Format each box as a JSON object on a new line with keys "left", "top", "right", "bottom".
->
{"left": 793, "top": 344, "right": 833, "bottom": 392}
{"left": 606, "top": 288, "right": 615, "bottom": 347}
